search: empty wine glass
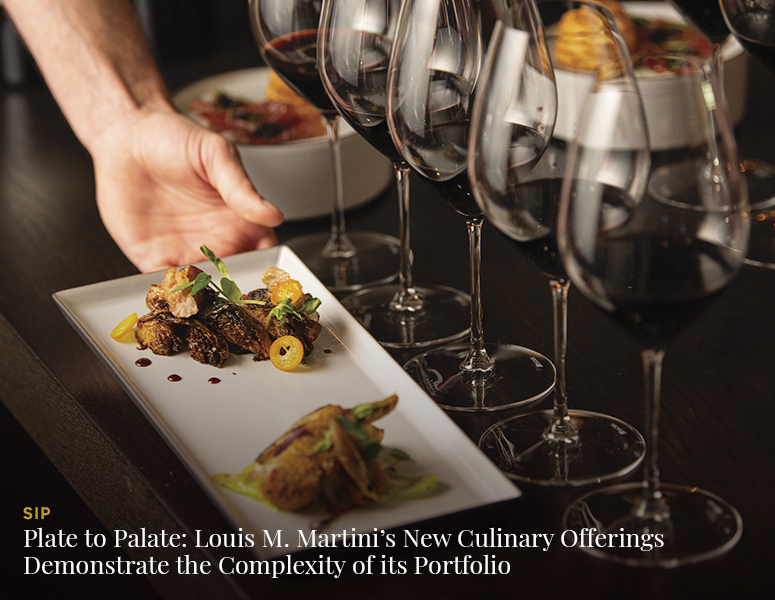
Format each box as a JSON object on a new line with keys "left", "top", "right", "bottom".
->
{"left": 559, "top": 51, "right": 747, "bottom": 566}
{"left": 473, "top": 1, "right": 646, "bottom": 485}
{"left": 387, "top": 0, "right": 556, "bottom": 411}
{"left": 318, "top": 0, "right": 471, "bottom": 347}
{"left": 249, "top": 0, "right": 401, "bottom": 292}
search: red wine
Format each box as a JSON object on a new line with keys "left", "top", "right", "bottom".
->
{"left": 423, "top": 169, "right": 481, "bottom": 218}
{"left": 671, "top": 0, "right": 730, "bottom": 44}
{"left": 262, "top": 30, "right": 337, "bottom": 117}
{"left": 395, "top": 69, "right": 479, "bottom": 215}
{"left": 323, "top": 32, "right": 402, "bottom": 163}
{"left": 501, "top": 178, "right": 566, "bottom": 280}
{"left": 587, "top": 232, "right": 738, "bottom": 345}
{"left": 402, "top": 116, "right": 481, "bottom": 216}
{"left": 730, "top": 12, "right": 775, "bottom": 75}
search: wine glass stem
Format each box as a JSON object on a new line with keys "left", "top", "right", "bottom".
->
{"left": 545, "top": 278, "right": 576, "bottom": 441}
{"left": 322, "top": 116, "right": 355, "bottom": 258}
{"left": 638, "top": 347, "right": 668, "bottom": 519}
{"left": 389, "top": 162, "right": 422, "bottom": 311}
{"left": 461, "top": 217, "right": 493, "bottom": 372}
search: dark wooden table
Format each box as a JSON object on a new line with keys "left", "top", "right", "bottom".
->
{"left": 4, "top": 30, "right": 774, "bottom": 600}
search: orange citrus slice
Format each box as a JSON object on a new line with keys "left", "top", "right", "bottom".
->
{"left": 270, "top": 279, "right": 304, "bottom": 308}
{"left": 111, "top": 313, "right": 138, "bottom": 342}
{"left": 269, "top": 335, "right": 304, "bottom": 371}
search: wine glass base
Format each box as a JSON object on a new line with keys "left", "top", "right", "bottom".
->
{"left": 478, "top": 410, "right": 645, "bottom": 487}
{"left": 562, "top": 482, "right": 743, "bottom": 568}
{"left": 740, "top": 158, "right": 775, "bottom": 269}
{"left": 285, "top": 231, "right": 401, "bottom": 292}
{"left": 744, "top": 199, "right": 775, "bottom": 269}
{"left": 341, "top": 284, "right": 471, "bottom": 348}
{"left": 404, "top": 343, "right": 555, "bottom": 412}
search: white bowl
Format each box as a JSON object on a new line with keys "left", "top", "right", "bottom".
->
{"left": 173, "top": 67, "right": 394, "bottom": 221}
{"left": 554, "top": 1, "right": 749, "bottom": 151}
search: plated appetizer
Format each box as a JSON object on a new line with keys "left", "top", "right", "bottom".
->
{"left": 214, "top": 395, "right": 438, "bottom": 518}
{"left": 114, "top": 246, "right": 322, "bottom": 371}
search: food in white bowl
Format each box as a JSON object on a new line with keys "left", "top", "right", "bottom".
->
{"left": 173, "top": 68, "right": 393, "bottom": 221}
{"left": 552, "top": 1, "right": 749, "bottom": 150}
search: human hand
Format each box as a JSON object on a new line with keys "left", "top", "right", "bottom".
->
{"left": 90, "top": 108, "right": 284, "bottom": 273}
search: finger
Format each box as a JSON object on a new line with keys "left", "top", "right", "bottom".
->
{"left": 203, "top": 134, "right": 285, "bottom": 227}
{"left": 255, "top": 226, "right": 279, "bottom": 249}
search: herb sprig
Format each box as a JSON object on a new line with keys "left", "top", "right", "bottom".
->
{"left": 173, "top": 246, "right": 322, "bottom": 325}
{"left": 173, "top": 245, "right": 264, "bottom": 306}
{"left": 269, "top": 295, "right": 321, "bottom": 327}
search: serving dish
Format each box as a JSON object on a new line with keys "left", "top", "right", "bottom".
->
{"left": 173, "top": 68, "right": 393, "bottom": 221}
{"left": 554, "top": 2, "right": 749, "bottom": 150}
{"left": 53, "top": 246, "right": 520, "bottom": 558}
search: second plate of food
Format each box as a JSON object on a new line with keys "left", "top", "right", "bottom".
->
{"left": 174, "top": 68, "right": 394, "bottom": 221}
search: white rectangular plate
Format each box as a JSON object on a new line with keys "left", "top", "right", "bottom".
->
{"left": 54, "top": 246, "right": 520, "bottom": 558}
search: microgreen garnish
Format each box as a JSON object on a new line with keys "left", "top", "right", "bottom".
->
{"left": 173, "top": 246, "right": 322, "bottom": 328}
{"left": 172, "top": 245, "right": 265, "bottom": 306}
{"left": 267, "top": 294, "right": 321, "bottom": 327}
{"left": 386, "top": 448, "right": 412, "bottom": 470}
{"left": 335, "top": 416, "right": 370, "bottom": 443}
{"left": 363, "top": 442, "right": 383, "bottom": 462}
{"left": 388, "top": 448, "right": 412, "bottom": 462}
{"left": 313, "top": 430, "right": 333, "bottom": 453}
{"left": 352, "top": 403, "right": 374, "bottom": 420}
{"left": 310, "top": 415, "right": 387, "bottom": 461}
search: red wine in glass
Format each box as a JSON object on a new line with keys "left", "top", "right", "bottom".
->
{"left": 249, "top": 0, "right": 401, "bottom": 292}
{"left": 324, "top": 31, "right": 404, "bottom": 163}
{"left": 389, "top": 0, "right": 556, "bottom": 410}
{"left": 319, "top": 0, "right": 470, "bottom": 349}
{"left": 398, "top": 79, "right": 482, "bottom": 217}
{"left": 500, "top": 178, "right": 567, "bottom": 280}
{"left": 262, "top": 30, "right": 338, "bottom": 118}
{"left": 726, "top": 10, "right": 775, "bottom": 74}
{"left": 580, "top": 185, "right": 740, "bottom": 346}
{"left": 671, "top": 0, "right": 730, "bottom": 44}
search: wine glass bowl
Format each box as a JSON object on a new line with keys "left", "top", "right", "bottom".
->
{"left": 558, "top": 50, "right": 747, "bottom": 566}
{"left": 472, "top": 1, "right": 646, "bottom": 485}
{"left": 720, "top": 0, "right": 775, "bottom": 73}
{"left": 719, "top": 0, "right": 775, "bottom": 268}
{"left": 248, "top": 0, "right": 401, "bottom": 292}
{"left": 318, "top": 0, "right": 471, "bottom": 348}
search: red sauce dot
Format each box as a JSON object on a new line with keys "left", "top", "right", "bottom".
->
{"left": 167, "top": 374, "right": 182, "bottom": 382}
{"left": 208, "top": 377, "right": 221, "bottom": 384}
{"left": 135, "top": 358, "right": 152, "bottom": 367}
{"left": 323, "top": 349, "right": 332, "bottom": 354}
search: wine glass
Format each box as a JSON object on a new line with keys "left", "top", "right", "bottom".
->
{"left": 318, "top": 0, "right": 471, "bottom": 347}
{"left": 248, "top": 0, "right": 401, "bottom": 292}
{"left": 472, "top": 2, "right": 646, "bottom": 485}
{"left": 387, "top": 0, "right": 556, "bottom": 411}
{"left": 558, "top": 51, "right": 747, "bottom": 566}
{"left": 671, "top": 0, "right": 775, "bottom": 269}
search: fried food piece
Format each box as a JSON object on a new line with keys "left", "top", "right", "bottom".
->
{"left": 243, "top": 288, "right": 322, "bottom": 355}
{"left": 146, "top": 265, "right": 210, "bottom": 318}
{"left": 205, "top": 303, "right": 273, "bottom": 361}
{"left": 250, "top": 395, "right": 398, "bottom": 512}
{"left": 135, "top": 310, "right": 187, "bottom": 356}
{"left": 553, "top": 0, "right": 637, "bottom": 78}
{"left": 261, "top": 266, "right": 290, "bottom": 293}
{"left": 186, "top": 319, "right": 230, "bottom": 367}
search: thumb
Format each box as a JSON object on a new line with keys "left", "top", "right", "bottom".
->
{"left": 204, "top": 134, "right": 285, "bottom": 227}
